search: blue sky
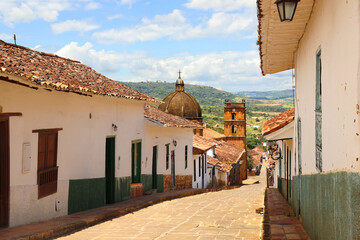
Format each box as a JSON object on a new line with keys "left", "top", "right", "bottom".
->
{"left": 0, "top": 0, "right": 292, "bottom": 91}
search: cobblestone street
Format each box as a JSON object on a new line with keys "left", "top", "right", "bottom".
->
{"left": 57, "top": 172, "right": 266, "bottom": 240}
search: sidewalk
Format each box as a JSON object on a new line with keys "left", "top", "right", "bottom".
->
{"left": 262, "top": 188, "right": 311, "bottom": 240}
{"left": 0, "top": 186, "right": 240, "bottom": 240}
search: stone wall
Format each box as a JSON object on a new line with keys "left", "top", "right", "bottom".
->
{"left": 163, "top": 174, "right": 192, "bottom": 192}
{"left": 174, "top": 175, "right": 192, "bottom": 190}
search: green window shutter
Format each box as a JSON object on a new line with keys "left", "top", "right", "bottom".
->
{"left": 297, "top": 119, "right": 302, "bottom": 174}
{"left": 315, "top": 49, "right": 322, "bottom": 172}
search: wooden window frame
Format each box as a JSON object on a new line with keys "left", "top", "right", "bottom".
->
{"left": 131, "top": 140, "right": 142, "bottom": 184}
{"left": 166, "top": 144, "right": 170, "bottom": 170}
{"left": 33, "top": 128, "right": 62, "bottom": 199}
{"left": 315, "top": 48, "right": 322, "bottom": 172}
{"left": 198, "top": 156, "right": 201, "bottom": 177}
{"left": 193, "top": 159, "right": 196, "bottom": 181}
{"left": 185, "top": 145, "right": 188, "bottom": 169}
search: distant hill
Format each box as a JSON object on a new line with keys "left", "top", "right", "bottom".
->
{"left": 121, "top": 81, "right": 294, "bottom": 149}
{"left": 121, "top": 81, "right": 241, "bottom": 108}
{"left": 234, "top": 89, "right": 294, "bottom": 100}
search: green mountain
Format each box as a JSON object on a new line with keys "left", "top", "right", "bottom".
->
{"left": 234, "top": 89, "right": 294, "bottom": 100}
{"left": 121, "top": 81, "right": 240, "bottom": 108}
{"left": 121, "top": 81, "right": 293, "bottom": 149}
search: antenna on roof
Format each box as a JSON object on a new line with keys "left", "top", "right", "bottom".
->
{"left": 13, "top": 34, "right": 16, "bottom": 45}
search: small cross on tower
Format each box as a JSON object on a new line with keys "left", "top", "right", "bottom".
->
{"left": 178, "top": 70, "right": 182, "bottom": 79}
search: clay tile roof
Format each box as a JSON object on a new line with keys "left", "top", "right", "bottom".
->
{"left": 0, "top": 40, "right": 159, "bottom": 103}
{"left": 203, "top": 128, "right": 225, "bottom": 140}
{"left": 144, "top": 104, "right": 202, "bottom": 128}
{"left": 215, "top": 140, "right": 245, "bottom": 165}
{"left": 262, "top": 108, "right": 295, "bottom": 136}
{"left": 248, "top": 147, "right": 264, "bottom": 156}
{"left": 207, "top": 157, "right": 232, "bottom": 173}
{"left": 247, "top": 147, "right": 264, "bottom": 167}
{"left": 193, "top": 135, "right": 217, "bottom": 151}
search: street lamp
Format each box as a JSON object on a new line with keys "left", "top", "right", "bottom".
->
{"left": 275, "top": 0, "right": 300, "bottom": 22}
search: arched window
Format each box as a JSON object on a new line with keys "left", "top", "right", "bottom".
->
{"left": 232, "top": 125, "right": 237, "bottom": 134}
{"left": 232, "top": 113, "right": 236, "bottom": 120}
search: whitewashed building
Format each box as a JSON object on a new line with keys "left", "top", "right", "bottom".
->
{"left": 144, "top": 104, "right": 199, "bottom": 192}
{"left": 0, "top": 40, "right": 197, "bottom": 228}
{"left": 262, "top": 109, "right": 294, "bottom": 191}
{"left": 257, "top": 0, "right": 360, "bottom": 238}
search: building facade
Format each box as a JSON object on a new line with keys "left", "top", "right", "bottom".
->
{"left": 0, "top": 40, "right": 197, "bottom": 228}
{"left": 257, "top": 0, "right": 360, "bottom": 238}
{"left": 223, "top": 100, "right": 247, "bottom": 180}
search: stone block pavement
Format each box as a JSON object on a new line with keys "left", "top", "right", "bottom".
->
{"left": 0, "top": 169, "right": 311, "bottom": 240}
{"left": 262, "top": 188, "right": 311, "bottom": 240}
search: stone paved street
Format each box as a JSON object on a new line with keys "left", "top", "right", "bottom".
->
{"left": 57, "top": 172, "right": 266, "bottom": 240}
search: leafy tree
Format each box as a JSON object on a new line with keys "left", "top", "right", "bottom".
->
{"left": 247, "top": 155, "right": 254, "bottom": 172}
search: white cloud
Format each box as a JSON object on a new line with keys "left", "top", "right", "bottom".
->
{"left": 107, "top": 14, "right": 123, "bottom": 20}
{"left": 0, "top": 33, "right": 13, "bottom": 41}
{"left": 93, "top": 9, "right": 255, "bottom": 44}
{"left": 56, "top": 41, "right": 146, "bottom": 74}
{"left": 184, "top": 0, "right": 255, "bottom": 12}
{"left": 120, "top": 0, "right": 136, "bottom": 6}
{"left": 51, "top": 19, "right": 100, "bottom": 34}
{"left": 55, "top": 42, "right": 292, "bottom": 91}
{"left": 0, "top": 0, "right": 72, "bottom": 27}
{"left": 84, "top": 1, "right": 101, "bottom": 10}
{"left": 94, "top": 10, "right": 187, "bottom": 44}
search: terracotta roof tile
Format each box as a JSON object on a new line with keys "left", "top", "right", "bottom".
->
{"left": 215, "top": 140, "right": 245, "bottom": 165}
{"left": 248, "top": 147, "right": 264, "bottom": 166}
{"left": 202, "top": 128, "right": 225, "bottom": 140}
{"left": 193, "top": 135, "right": 245, "bottom": 167}
{"left": 0, "top": 40, "right": 159, "bottom": 103}
{"left": 207, "top": 157, "right": 232, "bottom": 172}
{"left": 262, "top": 108, "right": 295, "bottom": 136}
{"left": 193, "top": 135, "right": 217, "bottom": 152}
{"left": 144, "top": 104, "right": 201, "bottom": 128}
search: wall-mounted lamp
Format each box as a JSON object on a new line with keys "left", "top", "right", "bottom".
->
{"left": 112, "top": 123, "right": 118, "bottom": 132}
{"left": 173, "top": 140, "right": 177, "bottom": 147}
{"left": 275, "top": 0, "right": 300, "bottom": 22}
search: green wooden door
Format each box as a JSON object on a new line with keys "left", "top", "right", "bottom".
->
{"left": 152, "top": 146, "right": 157, "bottom": 189}
{"left": 132, "top": 141, "right": 141, "bottom": 183}
{"left": 105, "top": 137, "right": 115, "bottom": 204}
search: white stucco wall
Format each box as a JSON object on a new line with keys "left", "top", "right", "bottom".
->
{"left": 144, "top": 122, "right": 194, "bottom": 177}
{"left": 294, "top": 0, "right": 360, "bottom": 174}
{"left": 0, "top": 80, "right": 146, "bottom": 227}
{"left": 192, "top": 153, "right": 205, "bottom": 188}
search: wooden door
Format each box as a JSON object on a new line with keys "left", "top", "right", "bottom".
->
{"left": 152, "top": 146, "right": 157, "bottom": 189}
{"left": 0, "top": 118, "right": 9, "bottom": 227}
{"left": 201, "top": 155, "right": 204, "bottom": 189}
{"left": 105, "top": 137, "right": 115, "bottom": 204}
{"left": 171, "top": 150, "right": 175, "bottom": 189}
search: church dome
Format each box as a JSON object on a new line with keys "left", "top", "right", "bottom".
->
{"left": 158, "top": 72, "right": 202, "bottom": 121}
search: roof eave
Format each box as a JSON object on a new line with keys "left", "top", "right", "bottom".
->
{"left": 257, "top": 0, "right": 315, "bottom": 75}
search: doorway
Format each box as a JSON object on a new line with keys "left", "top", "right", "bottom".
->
{"left": 0, "top": 118, "right": 9, "bottom": 227}
{"left": 152, "top": 146, "right": 157, "bottom": 189}
{"left": 105, "top": 137, "right": 115, "bottom": 204}
{"left": 201, "top": 155, "right": 204, "bottom": 189}
{"left": 171, "top": 150, "right": 175, "bottom": 189}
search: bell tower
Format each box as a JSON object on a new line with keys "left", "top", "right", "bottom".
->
{"left": 224, "top": 99, "right": 247, "bottom": 179}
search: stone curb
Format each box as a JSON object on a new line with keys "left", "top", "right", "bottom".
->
{"left": 7, "top": 185, "right": 241, "bottom": 240}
